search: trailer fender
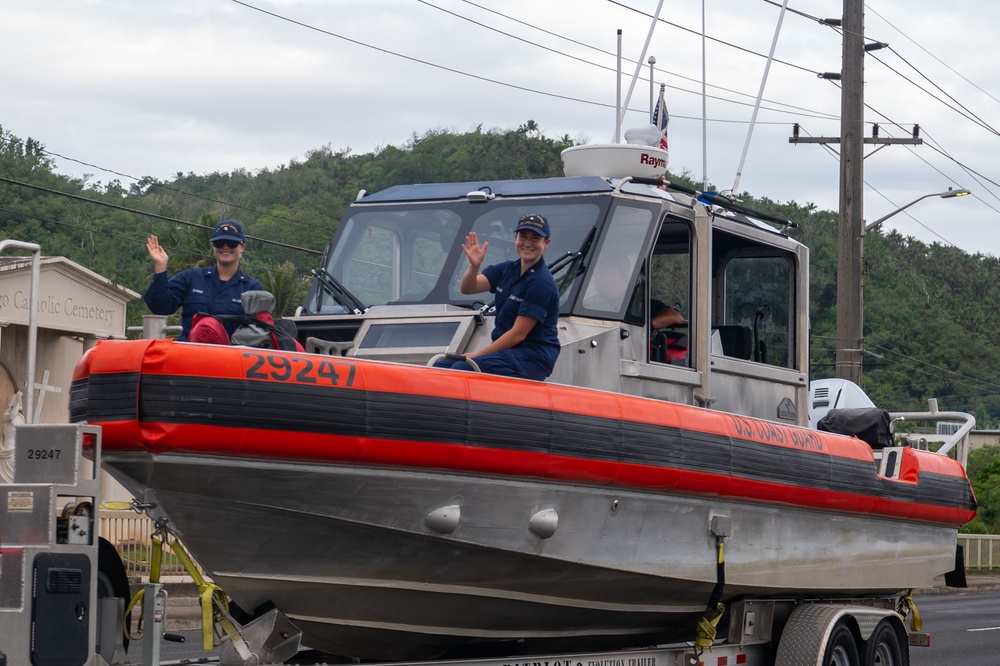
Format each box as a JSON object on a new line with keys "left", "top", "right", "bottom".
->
{"left": 774, "top": 604, "right": 902, "bottom": 666}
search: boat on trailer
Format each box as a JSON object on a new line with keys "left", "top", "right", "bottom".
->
{"left": 70, "top": 145, "right": 976, "bottom": 661}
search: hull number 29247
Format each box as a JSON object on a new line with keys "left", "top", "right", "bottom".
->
{"left": 243, "top": 351, "right": 356, "bottom": 386}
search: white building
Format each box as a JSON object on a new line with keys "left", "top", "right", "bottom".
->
{"left": 0, "top": 255, "right": 138, "bottom": 499}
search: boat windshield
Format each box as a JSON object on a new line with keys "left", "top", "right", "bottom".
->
{"left": 315, "top": 198, "right": 608, "bottom": 312}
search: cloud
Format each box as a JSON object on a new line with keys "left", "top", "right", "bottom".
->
{"left": 3, "top": 0, "right": 998, "bottom": 253}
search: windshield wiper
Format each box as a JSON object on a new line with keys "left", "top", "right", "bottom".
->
{"left": 311, "top": 267, "right": 368, "bottom": 315}
{"left": 549, "top": 226, "right": 595, "bottom": 288}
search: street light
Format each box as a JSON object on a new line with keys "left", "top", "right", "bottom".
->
{"left": 864, "top": 187, "right": 971, "bottom": 235}
{"left": 837, "top": 186, "right": 971, "bottom": 386}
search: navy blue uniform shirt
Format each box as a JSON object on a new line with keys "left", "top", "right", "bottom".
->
{"left": 482, "top": 258, "right": 561, "bottom": 376}
{"left": 143, "top": 267, "right": 264, "bottom": 341}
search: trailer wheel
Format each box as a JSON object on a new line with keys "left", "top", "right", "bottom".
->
{"left": 865, "top": 619, "right": 907, "bottom": 666}
{"left": 97, "top": 537, "right": 132, "bottom": 653}
{"left": 823, "top": 623, "right": 861, "bottom": 666}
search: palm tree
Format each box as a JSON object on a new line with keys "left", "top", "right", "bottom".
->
{"left": 164, "top": 212, "right": 217, "bottom": 271}
{"left": 254, "top": 260, "right": 311, "bottom": 317}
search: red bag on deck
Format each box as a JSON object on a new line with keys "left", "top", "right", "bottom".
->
{"left": 189, "top": 313, "right": 233, "bottom": 345}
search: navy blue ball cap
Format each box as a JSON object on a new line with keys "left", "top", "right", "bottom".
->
{"left": 211, "top": 220, "right": 245, "bottom": 243}
{"left": 514, "top": 213, "right": 550, "bottom": 238}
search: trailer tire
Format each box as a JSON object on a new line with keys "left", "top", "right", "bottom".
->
{"left": 865, "top": 619, "right": 907, "bottom": 666}
{"left": 97, "top": 537, "right": 132, "bottom": 653}
{"left": 823, "top": 623, "right": 861, "bottom": 666}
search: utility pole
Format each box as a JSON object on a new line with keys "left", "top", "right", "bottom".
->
{"left": 788, "top": 0, "right": 921, "bottom": 386}
{"left": 837, "top": 0, "right": 865, "bottom": 386}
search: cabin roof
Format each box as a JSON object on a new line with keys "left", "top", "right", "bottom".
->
{"left": 360, "top": 176, "right": 614, "bottom": 203}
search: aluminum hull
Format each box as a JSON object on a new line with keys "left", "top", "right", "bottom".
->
{"left": 103, "top": 452, "right": 962, "bottom": 659}
{"left": 73, "top": 339, "right": 976, "bottom": 659}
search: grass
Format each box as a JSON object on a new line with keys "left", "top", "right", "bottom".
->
{"left": 116, "top": 541, "right": 195, "bottom": 575}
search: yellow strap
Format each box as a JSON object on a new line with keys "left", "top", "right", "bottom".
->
{"left": 124, "top": 537, "right": 165, "bottom": 641}
{"left": 124, "top": 589, "right": 145, "bottom": 641}
{"left": 694, "top": 602, "right": 726, "bottom": 650}
{"left": 695, "top": 540, "right": 727, "bottom": 651}
{"left": 166, "top": 539, "right": 217, "bottom": 650}
{"left": 150, "top": 536, "right": 163, "bottom": 584}
{"left": 199, "top": 585, "right": 218, "bottom": 650}
{"left": 167, "top": 538, "right": 247, "bottom": 652}
{"left": 123, "top": 535, "right": 247, "bottom": 653}
{"left": 900, "top": 589, "right": 922, "bottom": 632}
{"left": 214, "top": 592, "right": 247, "bottom": 655}
{"left": 168, "top": 539, "right": 208, "bottom": 588}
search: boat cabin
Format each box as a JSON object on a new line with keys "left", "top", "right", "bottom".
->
{"left": 292, "top": 175, "right": 809, "bottom": 426}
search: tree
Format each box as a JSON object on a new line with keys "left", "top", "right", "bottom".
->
{"left": 6, "top": 122, "right": 1000, "bottom": 425}
{"left": 254, "top": 260, "right": 311, "bottom": 317}
{"left": 961, "top": 447, "right": 1000, "bottom": 534}
{"left": 962, "top": 458, "right": 1000, "bottom": 534}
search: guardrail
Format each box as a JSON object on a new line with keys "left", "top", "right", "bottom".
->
{"left": 960, "top": 534, "right": 1000, "bottom": 569}
{"left": 98, "top": 510, "right": 207, "bottom": 579}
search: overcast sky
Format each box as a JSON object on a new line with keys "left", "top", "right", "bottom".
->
{"left": 4, "top": 0, "right": 999, "bottom": 256}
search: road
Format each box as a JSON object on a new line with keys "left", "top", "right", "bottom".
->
{"left": 910, "top": 592, "right": 1000, "bottom": 666}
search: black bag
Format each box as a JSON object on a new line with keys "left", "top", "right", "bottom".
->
{"left": 216, "top": 291, "right": 302, "bottom": 351}
{"left": 817, "top": 408, "right": 892, "bottom": 449}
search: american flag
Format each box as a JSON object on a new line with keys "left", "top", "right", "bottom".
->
{"left": 652, "top": 84, "right": 669, "bottom": 151}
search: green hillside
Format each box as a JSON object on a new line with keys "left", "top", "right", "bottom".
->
{"left": 5, "top": 121, "right": 1000, "bottom": 532}
{"left": 3, "top": 122, "right": 999, "bottom": 422}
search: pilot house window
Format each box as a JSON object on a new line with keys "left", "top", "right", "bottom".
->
{"left": 720, "top": 254, "right": 794, "bottom": 368}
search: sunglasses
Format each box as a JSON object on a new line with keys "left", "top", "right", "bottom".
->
{"left": 212, "top": 240, "right": 241, "bottom": 249}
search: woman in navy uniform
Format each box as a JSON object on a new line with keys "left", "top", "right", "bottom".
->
{"left": 143, "top": 220, "right": 264, "bottom": 341}
{"left": 436, "top": 213, "right": 561, "bottom": 380}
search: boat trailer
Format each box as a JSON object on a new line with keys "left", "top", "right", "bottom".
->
{"left": 0, "top": 423, "right": 302, "bottom": 666}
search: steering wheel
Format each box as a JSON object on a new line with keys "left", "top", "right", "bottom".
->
{"left": 427, "top": 353, "right": 482, "bottom": 372}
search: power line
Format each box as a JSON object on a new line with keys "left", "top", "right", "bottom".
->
{"left": 789, "top": 124, "right": 964, "bottom": 247}
{"left": 0, "top": 133, "right": 336, "bottom": 234}
{"left": 866, "top": 342, "right": 1000, "bottom": 393}
{"left": 0, "top": 205, "right": 177, "bottom": 257}
{"left": 10, "top": 0, "right": 997, "bottom": 269}
{"left": 453, "top": 0, "right": 838, "bottom": 122}
{"left": 231, "top": 0, "right": 836, "bottom": 126}
{"left": 607, "top": 0, "right": 823, "bottom": 78}
{"left": 0, "top": 176, "right": 322, "bottom": 256}
{"left": 868, "top": 50, "right": 1000, "bottom": 138}
{"left": 865, "top": 3, "right": 1000, "bottom": 108}
{"left": 230, "top": 0, "right": 618, "bottom": 112}
{"left": 0, "top": 206, "right": 300, "bottom": 283}
{"left": 920, "top": 134, "right": 1000, "bottom": 198}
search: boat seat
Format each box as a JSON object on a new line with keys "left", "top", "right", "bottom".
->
{"left": 713, "top": 325, "right": 753, "bottom": 360}
{"left": 650, "top": 329, "right": 688, "bottom": 364}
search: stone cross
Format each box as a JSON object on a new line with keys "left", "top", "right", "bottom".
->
{"left": 33, "top": 370, "right": 63, "bottom": 422}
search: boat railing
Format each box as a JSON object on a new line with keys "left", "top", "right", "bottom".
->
{"left": 888, "top": 397, "right": 974, "bottom": 468}
{"left": 126, "top": 314, "right": 183, "bottom": 339}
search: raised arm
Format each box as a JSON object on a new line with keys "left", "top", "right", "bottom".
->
{"left": 146, "top": 235, "right": 169, "bottom": 274}
{"left": 460, "top": 231, "right": 492, "bottom": 294}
